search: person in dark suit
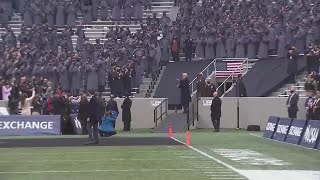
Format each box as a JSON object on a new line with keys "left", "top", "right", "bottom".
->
{"left": 78, "top": 94, "right": 89, "bottom": 135}
{"left": 106, "top": 95, "right": 119, "bottom": 128}
{"left": 305, "top": 92, "right": 315, "bottom": 120}
{"left": 236, "top": 74, "right": 247, "bottom": 97}
{"left": 178, "top": 73, "right": 191, "bottom": 113}
{"left": 286, "top": 87, "right": 299, "bottom": 118}
{"left": 121, "top": 94, "right": 132, "bottom": 131}
{"left": 196, "top": 73, "right": 206, "bottom": 98}
{"left": 86, "top": 90, "right": 100, "bottom": 145}
{"left": 211, "top": 92, "right": 222, "bottom": 132}
{"left": 313, "top": 92, "right": 320, "bottom": 120}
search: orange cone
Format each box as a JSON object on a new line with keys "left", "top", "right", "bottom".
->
{"left": 186, "top": 131, "right": 190, "bottom": 146}
{"left": 168, "top": 126, "right": 173, "bottom": 138}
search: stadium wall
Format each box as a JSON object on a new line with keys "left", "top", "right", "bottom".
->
{"left": 0, "top": 98, "right": 167, "bottom": 130}
{"left": 197, "top": 97, "right": 307, "bottom": 130}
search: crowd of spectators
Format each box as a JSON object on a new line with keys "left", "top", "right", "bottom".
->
{"left": 174, "top": 0, "right": 320, "bottom": 60}
{"left": 0, "top": 0, "right": 179, "bottom": 117}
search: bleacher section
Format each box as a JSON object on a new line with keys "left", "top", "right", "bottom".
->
{"left": 225, "top": 57, "right": 307, "bottom": 97}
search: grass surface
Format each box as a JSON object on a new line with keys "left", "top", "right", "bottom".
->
{"left": 0, "top": 130, "right": 319, "bottom": 180}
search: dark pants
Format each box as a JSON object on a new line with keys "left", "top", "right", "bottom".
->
{"left": 182, "top": 103, "right": 189, "bottom": 113}
{"left": 81, "top": 118, "right": 88, "bottom": 135}
{"left": 172, "top": 51, "right": 180, "bottom": 62}
{"left": 98, "top": 85, "right": 105, "bottom": 92}
{"left": 306, "top": 112, "right": 313, "bottom": 121}
{"left": 112, "top": 121, "right": 116, "bottom": 128}
{"left": 211, "top": 116, "right": 220, "bottom": 132}
{"left": 185, "top": 52, "right": 192, "bottom": 61}
{"left": 123, "top": 120, "right": 131, "bottom": 131}
{"left": 87, "top": 120, "right": 99, "bottom": 143}
{"left": 288, "top": 110, "right": 297, "bottom": 119}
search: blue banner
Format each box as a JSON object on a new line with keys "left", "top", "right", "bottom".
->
{"left": 0, "top": 115, "right": 61, "bottom": 136}
{"left": 273, "top": 118, "right": 292, "bottom": 142}
{"left": 70, "top": 114, "right": 83, "bottom": 135}
{"left": 285, "top": 119, "right": 307, "bottom": 145}
{"left": 263, "top": 116, "right": 279, "bottom": 139}
{"left": 300, "top": 120, "right": 320, "bottom": 149}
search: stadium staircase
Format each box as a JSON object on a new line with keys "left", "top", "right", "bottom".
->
{"left": 154, "top": 111, "right": 188, "bottom": 133}
{"left": 269, "top": 71, "right": 308, "bottom": 97}
{"left": 0, "top": 0, "right": 175, "bottom": 97}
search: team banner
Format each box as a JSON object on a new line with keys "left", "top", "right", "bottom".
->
{"left": 70, "top": 114, "right": 83, "bottom": 135}
{"left": 285, "top": 119, "right": 307, "bottom": 145}
{"left": 272, "top": 118, "right": 292, "bottom": 142}
{"left": 0, "top": 115, "right": 61, "bottom": 136}
{"left": 300, "top": 120, "right": 320, "bottom": 149}
{"left": 263, "top": 116, "right": 279, "bottom": 139}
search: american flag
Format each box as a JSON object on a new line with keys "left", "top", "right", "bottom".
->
{"left": 215, "top": 61, "right": 243, "bottom": 78}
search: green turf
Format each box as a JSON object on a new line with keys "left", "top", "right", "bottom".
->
{"left": 0, "top": 130, "right": 319, "bottom": 180}
{"left": 175, "top": 130, "right": 320, "bottom": 170}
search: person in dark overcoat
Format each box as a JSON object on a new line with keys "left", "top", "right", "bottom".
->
{"left": 91, "top": 0, "right": 98, "bottom": 21}
{"left": 62, "top": 27, "right": 74, "bottom": 52}
{"left": 22, "top": 3, "right": 33, "bottom": 27}
{"left": 76, "top": 23, "right": 85, "bottom": 51}
{"left": 286, "top": 87, "right": 299, "bottom": 119}
{"left": 258, "top": 32, "right": 269, "bottom": 59}
{"left": 111, "top": 0, "right": 121, "bottom": 24}
{"left": 121, "top": 95, "right": 132, "bottom": 131}
{"left": 211, "top": 92, "right": 222, "bottom": 132}
{"left": 277, "top": 31, "right": 287, "bottom": 59}
{"left": 184, "top": 36, "right": 193, "bottom": 61}
{"left": 55, "top": 1, "right": 65, "bottom": 27}
{"left": 97, "top": 59, "right": 106, "bottom": 92}
{"left": 178, "top": 73, "right": 191, "bottom": 113}
{"left": 236, "top": 74, "right": 247, "bottom": 97}
{"left": 86, "top": 63, "right": 98, "bottom": 91}
{"left": 69, "top": 62, "right": 82, "bottom": 96}
{"left": 86, "top": 90, "right": 100, "bottom": 145}
{"left": 45, "top": 2, "right": 56, "bottom": 27}
{"left": 100, "top": 0, "right": 109, "bottom": 21}
{"left": 78, "top": 94, "right": 89, "bottom": 135}
{"left": 133, "top": 0, "right": 143, "bottom": 24}
{"left": 58, "top": 62, "right": 70, "bottom": 92}
{"left": 287, "top": 46, "right": 299, "bottom": 83}
{"left": 106, "top": 95, "right": 119, "bottom": 128}
{"left": 159, "top": 35, "right": 170, "bottom": 63}
{"left": 31, "top": 2, "right": 43, "bottom": 25}
{"left": 81, "top": 3, "right": 92, "bottom": 24}
{"left": 66, "top": 1, "right": 77, "bottom": 28}
{"left": 124, "top": 0, "right": 133, "bottom": 24}
{"left": 196, "top": 73, "right": 206, "bottom": 98}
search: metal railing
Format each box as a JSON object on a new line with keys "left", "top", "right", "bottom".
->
{"left": 216, "top": 59, "right": 259, "bottom": 96}
{"left": 153, "top": 99, "right": 168, "bottom": 127}
{"left": 189, "top": 59, "right": 217, "bottom": 94}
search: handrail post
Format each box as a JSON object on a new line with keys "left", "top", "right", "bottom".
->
{"left": 160, "top": 104, "right": 163, "bottom": 121}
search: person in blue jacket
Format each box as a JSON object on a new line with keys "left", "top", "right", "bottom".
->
{"left": 98, "top": 110, "right": 118, "bottom": 137}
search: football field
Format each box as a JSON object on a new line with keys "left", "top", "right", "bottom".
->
{"left": 0, "top": 130, "right": 319, "bottom": 180}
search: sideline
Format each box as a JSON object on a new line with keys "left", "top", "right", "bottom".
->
{"left": 170, "top": 137, "right": 245, "bottom": 176}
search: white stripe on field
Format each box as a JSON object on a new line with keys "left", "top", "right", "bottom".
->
{"left": 204, "top": 172, "right": 233, "bottom": 174}
{"left": 0, "top": 150, "right": 177, "bottom": 156}
{"left": 0, "top": 159, "right": 174, "bottom": 163}
{"left": 0, "top": 169, "right": 195, "bottom": 174}
{"left": 210, "top": 178, "right": 245, "bottom": 180}
{"left": 170, "top": 137, "right": 248, "bottom": 179}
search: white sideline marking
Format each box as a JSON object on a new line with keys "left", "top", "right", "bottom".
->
{"left": 249, "top": 133, "right": 320, "bottom": 151}
{"left": 0, "top": 169, "right": 195, "bottom": 174}
{"left": 171, "top": 137, "right": 241, "bottom": 173}
{"left": 204, "top": 172, "right": 233, "bottom": 174}
{"left": 0, "top": 159, "right": 174, "bottom": 163}
{"left": 0, "top": 150, "right": 176, "bottom": 156}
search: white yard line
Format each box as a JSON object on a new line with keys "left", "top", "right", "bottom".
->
{"left": 0, "top": 169, "right": 195, "bottom": 174}
{"left": 171, "top": 137, "right": 241, "bottom": 173}
{"left": 0, "top": 159, "right": 174, "bottom": 163}
{"left": 249, "top": 133, "right": 319, "bottom": 151}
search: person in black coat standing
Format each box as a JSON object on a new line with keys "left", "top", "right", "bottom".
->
{"left": 121, "top": 95, "right": 132, "bottom": 131}
{"left": 178, "top": 73, "right": 191, "bottom": 113}
{"left": 211, "top": 92, "right": 222, "bottom": 132}
{"left": 86, "top": 90, "right": 100, "bottom": 145}
{"left": 236, "top": 74, "right": 247, "bottom": 97}
{"left": 78, "top": 94, "right": 89, "bottom": 135}
{"left": 286, "top": 87, "right": 299, "bottom": 119}
{"left": 106, "top": 95, "right": 119, "bottom": 128}
{"left": 184, "top": 36, "right": 193, "bottom": 62}
{"left": 287, "top": 46, "right": 300, "bottom": 83}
